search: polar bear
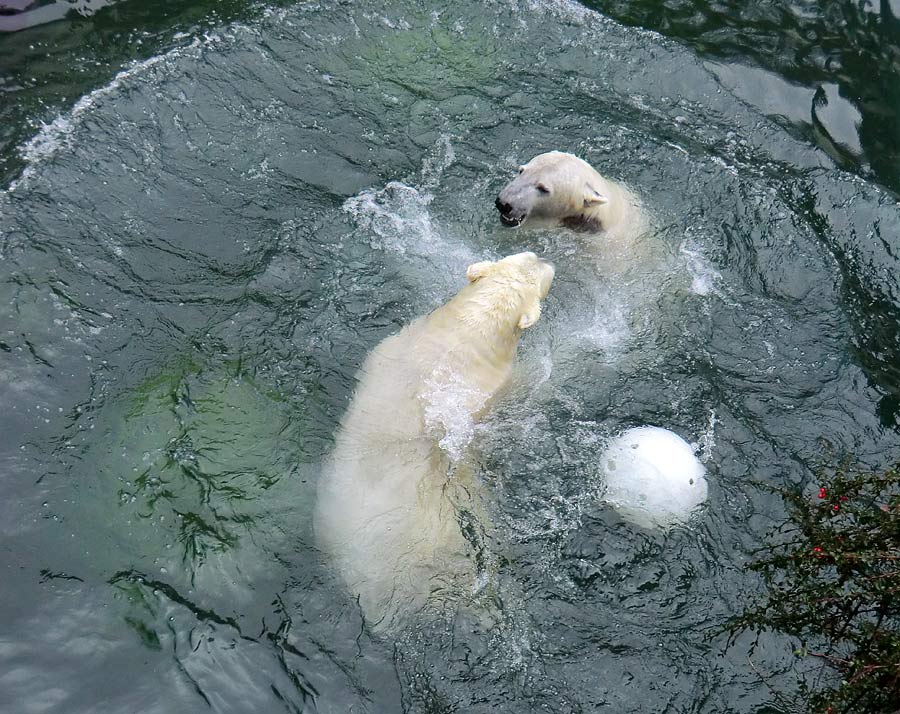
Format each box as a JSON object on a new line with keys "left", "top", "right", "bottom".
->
{"left": 495, "top": 151, "right": 647, "bottom": 243}
{"left": 314, "top": 251, "right": 555, "bottom": 633}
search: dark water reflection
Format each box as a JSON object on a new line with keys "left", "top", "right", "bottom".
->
{"left": 582, "top": 0, "right": 900, "bottom": 431}
{"left": 0, "top": 0, "right": 293, "bottom": 185}
{"left": 585, "top": 0, "right": 900, "bottom": 193}
{"left": 4, "top": 2, "right": 898, "bottom": 192}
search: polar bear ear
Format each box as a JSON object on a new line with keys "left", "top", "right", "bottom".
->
{"left": 466, "top": 261, "right": 494, "bottom": 282}
{"left": 518, "top": 299, "right": 541, "bottom": 330}
{"left": 583, "top": 185, "right": 609, "bottom": 207}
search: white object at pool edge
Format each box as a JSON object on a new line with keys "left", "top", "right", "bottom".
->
{"left": 601, "top": 426, "right": 708, "bottom": 529}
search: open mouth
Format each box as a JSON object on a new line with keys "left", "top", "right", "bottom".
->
{"left": 499, "top": 213, "right": 523, "bottom": 227}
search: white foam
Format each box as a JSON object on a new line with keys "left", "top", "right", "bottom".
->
{"left": 522, "top": 0, "right": 594, "bottom": 24}
{"left": 680, "top": 235, "right": 723, "bottom": 297}
{"left": 343, "top": 181, "right": 438, "bottom": 256}
{"left": 694, "top": 409, "right": 718, "bottom": 464}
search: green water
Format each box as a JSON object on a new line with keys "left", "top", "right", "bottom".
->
{"left": 1, "top": 1, "right": 898, "bottom": 712}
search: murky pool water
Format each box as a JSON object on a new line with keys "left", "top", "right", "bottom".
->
{"left": 1, "top": 1, "right": 899, "bottom": 712}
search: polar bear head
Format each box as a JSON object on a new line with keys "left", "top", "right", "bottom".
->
{"left": 495, "top": 151, "right": 610, "bottom": 230}
{"left": 461, "top": 251, "right": 555, "bottom": 331}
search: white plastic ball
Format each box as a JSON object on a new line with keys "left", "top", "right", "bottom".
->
{"left": 600, "top": 426, "right": 708, "bottom": 529}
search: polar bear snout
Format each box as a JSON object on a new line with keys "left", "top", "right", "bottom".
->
{"left": 495, "top": 151, "right": 645, "bottom": 236}
{"left": 495, "top": 196, "right": 523, "bottom": 227}
{"left": 494, "top": 196, "right": 512, "bottom": 214}
{"left": 496, "top": 160, "right": 557, "bottom": 227}
{"left": 500, "top": 251, "right": 555, "bottom": 299}
{"left": 534, "top": 257, "right": 555, "bottom": 299}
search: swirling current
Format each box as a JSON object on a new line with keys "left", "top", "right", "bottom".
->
{"left": 1, "top": 1, "right": 899, "bottom": 712}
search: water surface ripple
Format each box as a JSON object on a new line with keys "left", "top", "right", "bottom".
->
{"left": 1, "top": 1, "right": 899, "bottom": 712}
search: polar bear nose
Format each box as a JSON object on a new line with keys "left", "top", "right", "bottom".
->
{"left": 495, "top": 197, "right": 513, "bottom": 215}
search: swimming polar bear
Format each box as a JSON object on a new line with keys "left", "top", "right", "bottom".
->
{"left": 495, "top": 151, "right": 647, "bottom": 244}
{"left": 495, "top": 151, "right": 668, "bottom": 352}
{"left": 314, "top": 252, "right": 555, "bottom": 633}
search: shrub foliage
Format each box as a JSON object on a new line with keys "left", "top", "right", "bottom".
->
{"left": 728, "top": 461, "right": 900, "bottom": 713}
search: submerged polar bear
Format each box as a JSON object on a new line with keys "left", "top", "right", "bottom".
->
{"left": 314, "top": 252, "right": 555, "bottom": 633}
{"left": 495, "top": 150, "right": 647, "bottom": 244}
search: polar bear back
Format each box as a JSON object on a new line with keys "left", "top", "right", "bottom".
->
{"left": 315, "top": 326, "right": 469, "bottom": 628}
{"left": 314, "top": 252, "right": 554, "bottom": 633}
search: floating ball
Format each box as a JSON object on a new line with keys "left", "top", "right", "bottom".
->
{"left": 600, "top": 426, "right": 708, "bottom": 529}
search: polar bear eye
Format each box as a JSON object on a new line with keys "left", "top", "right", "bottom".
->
{"left": 536, "top": 183, "right": 550, "bottom": 194}
{"left": 517, "top": 165, "right": 525, "bottom": 174}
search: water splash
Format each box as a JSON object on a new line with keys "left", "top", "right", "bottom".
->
{"left": 419, "top": 134, "right": 456, "bottom": 191}
{"left": 579, "top": 294, "right": 632, "bottom": 358}
{"left": 694, "top": 409, "right": 719, "bottom": 464}
{"left": 343, "top": 181, "right": 438, "bottom": 257}
{"left": 341, "top": 135, "right": 477, "bottom": 292}
{"left": 680, "top": 233, "right": 723, "bottom": 298}
{"left": 421, "top": 366, "right": 488, "bottom": 462}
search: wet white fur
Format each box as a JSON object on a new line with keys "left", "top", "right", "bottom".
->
{"left": 314, "top": 252, "right": 554, "bottom": 632}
